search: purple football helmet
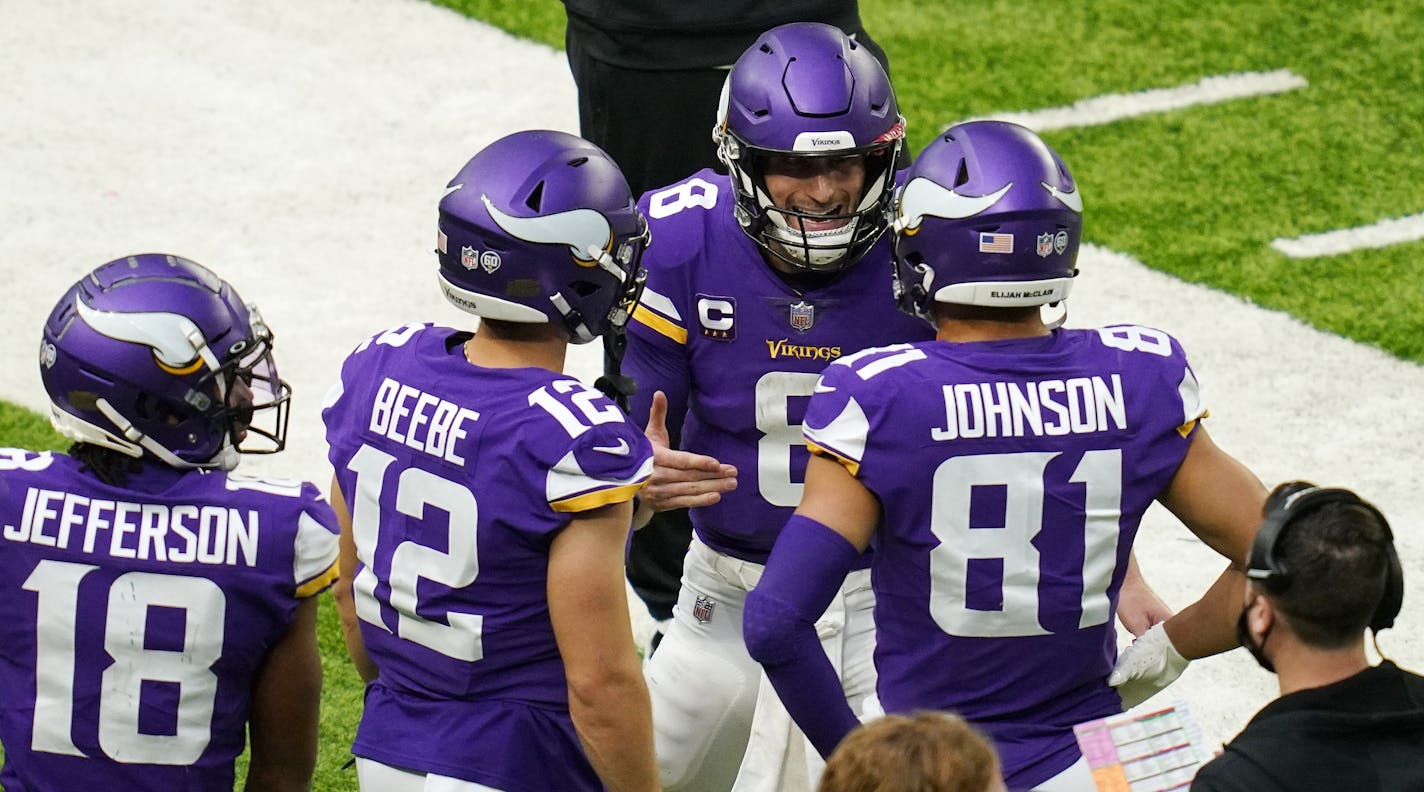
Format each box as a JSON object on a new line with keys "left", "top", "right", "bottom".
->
{"left": 891, "top": 120, "right": 1083, "bottom": 321}
{"left": 714, "top": 22, "right": 905, "bottom": 271}
{"left": 436, "top": 129, "right": 649, "bottom": 344}
{"left": 40, "top": 254, "right": 290, "bottom": 470}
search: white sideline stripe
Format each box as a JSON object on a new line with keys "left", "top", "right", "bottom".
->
{"left": 957, "top": 69, "right": 1307, "bottom": 132}
{"left": 1270, "top": 212, "right": 1424, "bottom": 258}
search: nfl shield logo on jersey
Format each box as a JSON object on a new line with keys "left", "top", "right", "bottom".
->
{"left": 1036, "top": 233, "right": 1054, "bottom": 258}
{"left": 461, "top": 246, "right": 478, "bottom": 270}
{"left": 693, "top": 595, "right": 715, "bottom": 624}
{"left": 789, "top": 301, "right": 815, "bottom": 332}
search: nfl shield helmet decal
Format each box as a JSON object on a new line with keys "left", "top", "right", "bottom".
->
{"left": 789, "top": 300, "right": 815, "bottom": 332}
{"left": 461, "top": 245, "right": 478, "bottom": 270}
{"left": 693, "top": 595, "right": 715, "bottom": 624}
{"left": 1036, "top": 233, "right": 1054, "bottom": 258}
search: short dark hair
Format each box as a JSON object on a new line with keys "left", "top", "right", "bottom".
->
{"left": 930, "top": 302, "right": 1041, "bottom": 325}
{"left": 818, "top": 711, "right": 1001, "bottom": 792}
{"left": 1265, "top": 485, "right": 1392, "bottom": 648}
{"left": 477, "top": 317, "right": 565, "bottom": 343}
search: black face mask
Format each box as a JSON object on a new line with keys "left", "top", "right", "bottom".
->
{"left": 1236, "top": 596, "right": 1276, "bottom": 673}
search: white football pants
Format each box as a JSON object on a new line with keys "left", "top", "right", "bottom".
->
{"left": 1030, "top": 755, "right": 1095, "bottom": 791}
{"left": 354, "top": 758, "right": 506, "bottom": 792}
{"left": 645, "top": 535, "right": 876, "bottom": 792}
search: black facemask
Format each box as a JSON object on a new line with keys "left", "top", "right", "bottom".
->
{"left": 1236, "top": 596, "right": 1276, "bottom": 673}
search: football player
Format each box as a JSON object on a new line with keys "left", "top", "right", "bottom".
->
{"left": 743, "top": 121, "right": 1267, "bottom": 790}
{"left": 0, "top": 254, "right": 338, "bottom": 791}
{"left": 625, "top": 22, "right": 1175, "bottom": 791}
{"left": 323, "top": 130, "right": 659, "bottom": 792}
{"left": 621, "top": 21, "right": 918, "bottom": 791}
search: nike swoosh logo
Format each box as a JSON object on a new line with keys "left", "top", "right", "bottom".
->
{"left": 897, "top": 178, "right": 1011, "bottom": 231}
{"left": 1041, "top": 181, "right": 1082, "bottom": 213}
{"left": 592, "top": 438, "right": 631, "bottom": 456}
{"left": 813, "top": 382, "right": 837, "bottom": 394}
{"left": 442, "top": 183, "right": 463, "bottom": 199}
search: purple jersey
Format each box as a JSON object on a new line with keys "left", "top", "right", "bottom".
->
{"left": 0, "top": 450, "right": 339, "bottom": 792}
{"left": 322, "top": 324, "right": 653, "bottom": 790}
{"left": 803, "top": 327, "right": 1206, "bottom": 788}
{"left": 626, "top": 170, "right": 930, "bottom": 562}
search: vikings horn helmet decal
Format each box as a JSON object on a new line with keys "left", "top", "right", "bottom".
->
{"left": 896, "top": 180, "right": 1013, "bottom": 235}
{"left": 1041, "top": 180, "right": 1084, "bottom": 213}
{"left": 479, "top": 194, "right": 615, "bottom": 271}
{"left": 73, "top": 299, "right": 220, "bottom": 375}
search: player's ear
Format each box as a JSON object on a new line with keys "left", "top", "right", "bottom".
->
{"left": 1246, "top": 593, "right": 1275, "bottom": 637}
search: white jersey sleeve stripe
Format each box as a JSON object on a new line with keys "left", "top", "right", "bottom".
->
{"left": 637, "top": 286, "right": 682, "bottom": 322}
{"left": 546, "top": 453, "right": 655, "bottom": 510}
{"left": 294, "top": 509, "right": 340, "bottom": 595}
{"left": 803, "top": 395, "right": 870, "bottom": 468}
{"left": 1177, "top": 366, "right": 1207, "bottom": 434}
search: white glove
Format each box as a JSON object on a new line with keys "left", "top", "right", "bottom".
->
{"left": 1108, "top": 622, "right": 1189, "bottom": 708}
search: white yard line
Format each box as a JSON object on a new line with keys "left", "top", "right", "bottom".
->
{"left": 1271, "top": 211, "right": 1424, "bottom": 258}
{"left": 961, "top": 69, "right": 1307, "bottom": 132}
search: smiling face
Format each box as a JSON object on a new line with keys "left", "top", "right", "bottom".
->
{"left": 758, "top": 153, "right": 868, "bottom": 272}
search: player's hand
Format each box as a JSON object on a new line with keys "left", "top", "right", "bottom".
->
{"left": 1108, "top": 622, "right": 1189, "bottom": 709}
{"left": 1117, "top": 564, "right": 1174, "bottom": 638}
{"left": 640, "top": 391, "right": 737, "bottom": 515}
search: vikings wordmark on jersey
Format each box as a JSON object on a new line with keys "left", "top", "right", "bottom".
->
{"left": 0, "top": 450, "right": 339, "bottom": 791}
{"left": 803, "top": 325, "right": 1205, "bottom": 789}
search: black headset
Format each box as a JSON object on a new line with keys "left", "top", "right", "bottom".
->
{"left": 1246, "top": 484, "right": 1403, "bottom": 633}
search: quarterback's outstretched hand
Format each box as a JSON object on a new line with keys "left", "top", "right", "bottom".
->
{"left": 1108, "top": 622, "right": 1189, "bottom": 709}
{"left": 637, "top": 391, "right": 736, "bottom": 523}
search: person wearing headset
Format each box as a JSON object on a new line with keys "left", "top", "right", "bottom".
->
{"left": 1191, "top": 482, "right": 1423, "bottom": 792}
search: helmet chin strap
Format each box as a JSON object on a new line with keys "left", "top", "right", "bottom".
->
{"left": 549, "top": 292, "right": 596, "bottom": 344}
{"left": 1043, "top": 301, "right": 1069, "bottom": 330}
{"left": 583, "top": 243, "right": 626, "bottom": 281}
